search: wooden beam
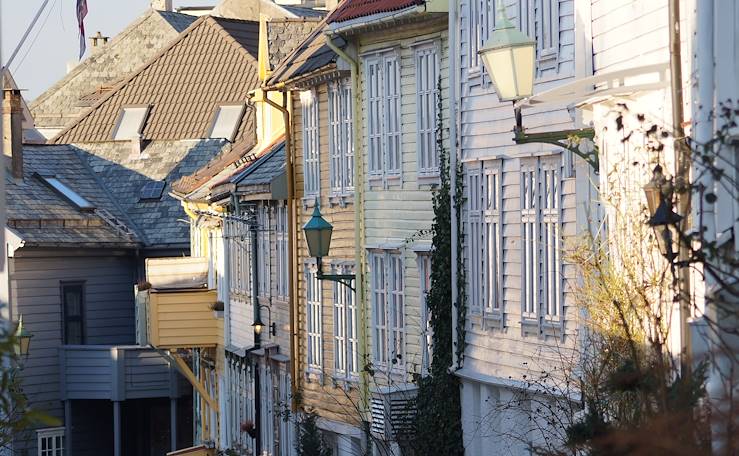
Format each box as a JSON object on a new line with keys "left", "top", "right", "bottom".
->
{"left": 170, "top": 354, "right": 220, "bottom": 413}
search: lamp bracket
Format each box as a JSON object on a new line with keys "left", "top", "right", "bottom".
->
{"left": 513, "top": 107, "right": 599, "bottom": 171}
{"left": 315, "top": 258, "right": 356, "bottom": 292}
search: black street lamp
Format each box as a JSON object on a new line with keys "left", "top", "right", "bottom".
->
{"left": 302, "top": 204, "right": 355, "bottom": 291}
{"left": 252, "top": 305, "right": 276, "bottom": 339}
{"left": 643, "top": 165, "right": 683, "bottom": 262}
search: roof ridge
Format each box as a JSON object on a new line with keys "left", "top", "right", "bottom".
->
{"left": 31, "top": 9, "right": 160, "bottom": 109}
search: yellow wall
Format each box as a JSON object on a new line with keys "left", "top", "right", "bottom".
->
{"left": 149, "top": 290, "right": 220, "bottom": 349}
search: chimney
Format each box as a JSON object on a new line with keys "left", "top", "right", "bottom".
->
{"left": 151, "top": 0, "right": 173, "bottom": 11}
{"left": 2, "top": 89, "right": 23, "bottom": 180}
{"left": 89, "top": 31, "right": 110, "bottom": 54}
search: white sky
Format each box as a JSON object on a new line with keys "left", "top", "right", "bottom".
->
{"left": 0, "top": 0, "right": 214, "bottom": 101}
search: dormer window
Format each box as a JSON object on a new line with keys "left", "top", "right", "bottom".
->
{"left": 139, "top": 180, "right": 166, "bottom": 201}
{"left": 208, "top": 103, "right": 245, "bottom": 142}
{"left": 35, "top": 173, "right": 96, "bottom": 212}
{"left": 112, "top": 105, "right": 150, "bottom": 140}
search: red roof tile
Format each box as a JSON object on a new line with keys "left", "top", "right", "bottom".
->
{"left": 326, "top": 0, "right": 424, "bottom": 24}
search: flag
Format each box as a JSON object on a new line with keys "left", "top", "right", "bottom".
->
{"left": 77, "top": 0, "right": 88, "bottom": 59}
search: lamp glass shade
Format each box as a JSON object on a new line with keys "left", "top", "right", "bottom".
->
{"left": 303, "top": 205, "right": 333, "bottom": 259}
{"left": 18, "top": 334, "right": 31, "bottom": 357}
{"left": 479, "top": 6, "right": 536, "bottom": 102}
{"left": 643, "top": 181, "right": 661, "bottom": 217}
{"left": 252, "top": 318, "right": 264, "bottom": 336}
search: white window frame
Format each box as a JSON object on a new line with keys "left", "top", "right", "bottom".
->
{"left": 468, "top": 0, "right": 495, "bottom": 75}
{"left": 276, "top": 204, "right": 288, "bottom": 299}
{"left": 467, "top": 166, "right": 484, "bottom": 315}
{"left": 112, "top": 105, "right": 150, "bottom": 141}
{"left": 333, "top": 263, "right": 358, "bottom": 379}
{"left": 520, "top": 156, "right": 563, "bottom": 330}
{"left": 484, "top": 163, "right": 503, "bottom": 318}
{"left": 257, "top": 204, "right": 270, "bottom": 298}
{"left": 306, "top": 264, "right": 323, "bottom": 371}
{"left": 415, "top": 43, "right": 441, "bottom": 178}
{"left": 226, "top": 217, "right": 252, "bottom": 296}
{"left": 369, "top": 251, "right": 405, "bottom": 372}
{"left": 329, "top": 79, "right": 354, "bottom": 197}
{"left": 37, "top": 427, "right": 65, "bottom": 456}
{"left": 208, "top": 103, "right": 246, "bottom": 142}
{"left": 364, "top": 50, "right": 402, "bottom": 185}
{"left": 417, "top": 253, "right": 433, "bottom": 375}
{"left": 301, "top": 90, "right": 320, "bottom": 197}
{"left": 519, "top": 0, "right": 559, "bottom": 73}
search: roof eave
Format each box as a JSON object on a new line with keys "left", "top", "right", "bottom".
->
{"left": 327, "top": 5, "right": 432, "bottom": 36}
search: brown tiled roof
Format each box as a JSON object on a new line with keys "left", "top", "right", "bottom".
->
{"left": 52, "top": 16, "right": 261, "bottom": 144}
{"left": 267, "top": 20, "right": 345, "bottom": 87}
{"left": 326, "top": 0, "right": 424, "bottom": 23}
{"left": 171, "top": 137, "right": 258, "bottom": 196}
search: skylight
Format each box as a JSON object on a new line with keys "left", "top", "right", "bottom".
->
{"left": 36, "top": 174, "right": 96, "bottom": 211}
{"left": 112, "top": 106, "right": 150, "bottom": 140}
{"left": 208, "top": 104, "right": 245, "bottom": 142}
{"left": 139, "top": 181, "right": 166, "bottom": 201}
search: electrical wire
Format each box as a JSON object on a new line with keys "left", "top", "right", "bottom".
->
{"left": 13, "top": 0, "right": 60, "bottom": 73}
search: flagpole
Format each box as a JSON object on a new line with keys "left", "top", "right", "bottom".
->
{"left": 3, "top": 0, "right": 52, "bottom": 69}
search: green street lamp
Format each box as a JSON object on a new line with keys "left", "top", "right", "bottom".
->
{"left": 15, "top": 315, "right": 33, "bottom": 359}
{"left": 478, "top": 4, "right": 535, "bottom": 102}
{"left": 479, "top": 5, "right": 598, "bottom": 170}
{"left": 302, "top": 204, "right": 355, "bottom": 291}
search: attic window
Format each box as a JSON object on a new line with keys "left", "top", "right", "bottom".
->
{"left": 112, "top": 105, "right": 150, "bottom": 140}
{"left": 36, "top": 174, "right": 96, "bottom": 212}
{"left": 139, "top": 181, "right": 166, "bottom": 201}
{"left": 208, "top": 104, "right": 245, "bottom": 142}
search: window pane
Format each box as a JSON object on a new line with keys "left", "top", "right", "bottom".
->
{"left": 209, "top": 105, "right": 244, "bottom": 140}
{"left": 113, "top": 107, "right": 148, "bottom": 140}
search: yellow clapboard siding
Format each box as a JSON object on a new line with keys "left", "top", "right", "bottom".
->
{"left": 148, "top": 290, "right": 220, "bottom": 349}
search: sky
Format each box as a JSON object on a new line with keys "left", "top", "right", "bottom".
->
{"left": 1, "top": 0, "right": 214, "bottom": 101}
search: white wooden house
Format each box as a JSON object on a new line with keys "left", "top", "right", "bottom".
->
{"left": 449, "top": 0, "right": 594, "bottom": 453}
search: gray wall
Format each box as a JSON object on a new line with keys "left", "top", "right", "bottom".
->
{"left": 9, "top": 249, "right": 136, "bottom": 455}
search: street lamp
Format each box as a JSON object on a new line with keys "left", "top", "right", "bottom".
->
{"left": 302, "top": 204, "right": 355, "bottom": 291}
{"left": 15, "top": 315, "right": 33, "bottom": 359}
{"left": 252, "top": 305, "right": 276, "bottom": 339}
{"left": 643, "top": 165, "right": 683, "bottom": 261}
{"left": 479, "top": 5, "right": 598, "bottom": 170}
{"left": 478, "top": 4, "right": 535, "bottom": 102}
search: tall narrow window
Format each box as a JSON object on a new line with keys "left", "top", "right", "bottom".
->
{"left": 329, "top": 79, "right": 354, "bottom": 196}
{"left": 37, "top": 427, "right": 65, "bottom": 456}
{"left": 333, "top": 264, "right": 357, "bottom": 378}
{"left": 364, "top": 51, "right": 402, "bottom": 183}
{"left": 418, "top": 254, "right": 433, "bottom": 374}
{"left": 370, "top": 251, "right": 404, "bottom": 371}
{"left": 306, "top": 265, "right": 322, "bottom": 370}
{"left": 484, "top": 165, "right": 502, "bottom": 313}
{"left": 467, "top": 167, "right": 484, "bottom": 314}
{"left": 257, "top": 205, "right": 270, "bottom": 297}
{"left": 541, "top": 159, "right": 561, "bottom": 318}
{"left": 469, "top": 0, "right": 494, "bottom": 72}
{"left": 370, "top": 253, "right": 387, "bottom": 365}
{"left": 538, "top": 0, "right": 559, "bottom": 58}
{"left": 416, "top": 45, "right": 440, "bottom": 177}
{"left": 276, "top": 204, "right": 288, "bottom": 299}
{"left": 521, "top": 163, "right": 538, "bottom": 320}
{"left": 301, "top": 90, "right": 320, "bottom": 197}
{"left": 61, "top": 283, "right": 84, "bottom": 344}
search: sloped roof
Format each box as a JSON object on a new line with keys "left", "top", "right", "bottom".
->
{"left": 30, "top": 9, "right": 197, "bottom": 131}
{"left": 267, "top": 20, "right": 344, "bottom": 86}
{"left": 326, "top": 0, "right": 424, "bottom": 23}
{"left": 267, "top": 19, "right": 324, "bottom": 72}
{"left": 77, "top": 139, "right": 229, "bottom": 249}
{"left": 233, "top": 141, "right": 285, "bottom": 190}
{"left": 52, "top": 16, "right": 261, "bottom": 144}
{"left": 170, "top": 137, "right": 258, "bottom": 197}
{"left": 5, "top": 145, "right": 139, "bottom": 248}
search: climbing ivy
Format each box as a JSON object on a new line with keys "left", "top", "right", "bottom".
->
{"left": 412, "top": 80, "right": 465, "bottom": 456}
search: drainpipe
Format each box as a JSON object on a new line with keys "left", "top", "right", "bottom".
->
{"left": 324, "top": 35, "right": 368, "bottom": 413}
{"left": 249, "top": 222, "right": 262, "bottom": 455}
{"left": 261, "top": 90, "right": 299, "bottom": 411}
{"left": 448, "top": 0, "right": 460, "bottom": 371}
{"left": 668, "top": 0, "right": 692, "bottom": 375}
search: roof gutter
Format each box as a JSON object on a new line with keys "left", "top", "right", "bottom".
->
{"left": 326, "top": 4, "right": 425, "bottom": 36}
{"left": 324, "top": 34, "right": 369, "bottom": 416}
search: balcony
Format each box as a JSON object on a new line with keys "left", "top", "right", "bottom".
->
{"left": 59, "top": 345, "right": 186, "bottom": 401}
{"left": 139, "top": 257, "right": 222, "bottom": 350}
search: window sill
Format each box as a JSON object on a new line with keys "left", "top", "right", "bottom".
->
{"left": 417, "top": 173, "right": 440, "bottom": 187}
{"left": 328, "top": 193, "right": 354, "bottom": 208}
{"left": 302, "top": 196, "right": 319, "bottom": 210}
{"left": 331, "top": 374, "right": 359, "bottom": 391}
{"left": 305, "top": 368, "right": 324, "bottom": 384}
